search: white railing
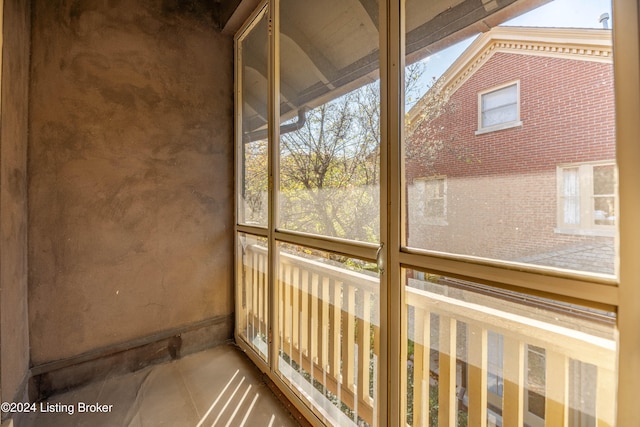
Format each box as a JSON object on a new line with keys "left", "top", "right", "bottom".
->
{"left": 239, "top": 244, "right": 616, "bottom": 427}
{"left": 277, "top": 247, "right": 379, "bottom": 426}
{"left": 406, "top": 281, "right": 615, "bottom": 427}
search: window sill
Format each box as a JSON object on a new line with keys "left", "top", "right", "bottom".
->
{"left": 554, "top": 227, "right": 615, "bottom": 237}
{"left": 475, "top": 121, "right": 523, "bottom": 135}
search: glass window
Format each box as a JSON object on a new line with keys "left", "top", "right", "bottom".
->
{"left": 235, "top": 0, "right": 627, "bottom": 426}
{"left": 277, "top": 0, "right": 380, "bottom": 243}
{"left": 480, "top": 82, "right": 519, "bottom": 130}
{"left": 425, "top": 176, "right": 447, "bottom": 221}
{"left": 557, "top": 162, "right": 617, "bottom": 232}
{"left": 237, "top": 233, "right": 269, "bottom": 362}
{"left": 561, "top": 167, "right": 581, "bottom": 225}
{"left": 401, "top": 3, "right": 618, "bottom": 425}
{"left": 593, "top": 164, "right": 616, "bottom": 226}
{"left": 409, "top": 176, "right": 447, "bottom": 225}
{"left": 405, "top": 19, "right": 616, "bottom": 277}
{"left": 273, "top": 0, "right": 382, "bottom": 424}
{"left": 276, "top": 243, "right": 380, "bottom": 426}
{"left": 238, "top": 10, "right": 269, "bottom": 227}
{"left": 404, "top": 269, "right": 616, "bottom": 427}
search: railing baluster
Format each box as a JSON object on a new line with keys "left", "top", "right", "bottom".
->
{"left": 545, "top": 350, "right": 568, "bottom": 427}
{"left": 596, "top": 365, "right": 615, "bottom": 427}
{"left": 329, "top": 279, "right": 341, "bottom": 380}
{"left": 342, "top": 285, "right": 356, "bottom": 391}
{"left": 238, "top": 248, "right": 247, "bottom": 338}
{"left": 412, "top": 306, "right": 430, "bottom": 426}
{"left": 283, "top": 263, "right": 292, "bottom": 349}
{"left": 320, "top": 276, "right": 330, "bottom": 377}
{"left": 300, "top": 269, "right": 310, "bottom": 358}
{"left": 438, "top": 315, "right": 457, "bottom": 427}
{"left": 373, "top": 295, "right": 380, "bottom": 363}
{"left": 248, "top": 249, "right": 256, "bottom": 340}
{"left": 358, "top": 290, "right": 372, "bottom": 405}
{"left": 502, "top": 336, "right": 524, "bottom": 426}
{"left": 310, "top": 273, "right": 319, "bottom": 365}
{"left": 261, "top": 251, "right": 268, "bottom": 344}
{"left": 256, "top": 251, "right": 263, "bottom": 341}
{"left": 254, "top": 251, "right": 259, "bottom": 340}
{"left": 292, "top": 266, "right": 300, "bottom": 352}
{"left": 277, "top": 259, "right": 282, "bottom": 347}
{"left": 468, "top": 325, "right": 487, "bottom": 427}
{"left": 289, "top": 267, "right": 295, "bottom": 363}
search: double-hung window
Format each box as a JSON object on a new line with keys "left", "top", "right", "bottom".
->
{"left": 477, "top": 81, "right": 522, "bottom": 134}
{"left": 413, "top": 176, "right": 447, "bottom": 224}
{"left": 557, "top": 161, "right": 616, "bottom": 235}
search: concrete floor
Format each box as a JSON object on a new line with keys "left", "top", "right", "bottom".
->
{"left": 25, "top": 344, "right": 301, "bottom": 427}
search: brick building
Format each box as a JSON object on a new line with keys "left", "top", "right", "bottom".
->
{"left": 406, "top": 26, "right": 616, "bottom": 275}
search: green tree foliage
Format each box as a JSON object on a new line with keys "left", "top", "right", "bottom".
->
{"left": 279, "top": 86, "right": 380, "bottom": 242}
{"left": 242, "top": 139, "right": 268, "bottom": 225}
{"left": 242, "top": 61, "right": 453, "bottom": 242}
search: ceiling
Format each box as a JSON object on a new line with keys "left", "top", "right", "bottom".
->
{"left": 232, "top": 0, "right": 549, "bottom": 136}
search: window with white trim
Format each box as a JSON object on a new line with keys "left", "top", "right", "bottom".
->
{"left": 477, "top": 81, "right": 522, "bottom": 133}
{"left": 415, "top": 176, "right": 447, "bottom": 224}
{"left": 557, "top": 162, "right": 616, "bottom": 233}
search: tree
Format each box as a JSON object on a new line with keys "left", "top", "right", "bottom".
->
{"left": 241, "top": 138, "right": 268, "bottom": 225}
{"left": 405, "top": 75, "right": 453, "bottom": 174}
{"left": 279, "top": 85, "right": 380, "bottom": 242}
{"left": 242, "top": 61, "right": 455, "bottom": 242}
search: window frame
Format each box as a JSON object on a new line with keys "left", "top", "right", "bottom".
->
{"left": 556, "top": 160, "right": 617, "bottom": 236}
{"left": 414, "top": 175, "right": 447, "bottom": 225}
{"left": 611, "top": 0, "right": 640, "bottom": 423}
{"left": 476, "top": 80, "right": 522, "bottom": 135}
{"left": 233, "top": 0, "right": 640, "bottom": 425}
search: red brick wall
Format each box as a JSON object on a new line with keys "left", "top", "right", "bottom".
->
{"left": 406, "top": 52, "right": 615, "bottom": 273}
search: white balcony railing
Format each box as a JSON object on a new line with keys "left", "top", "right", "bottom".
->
{"left": 238, "top": 243, "right": 616, "bottom": 427}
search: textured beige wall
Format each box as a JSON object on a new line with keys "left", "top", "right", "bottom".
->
{"left": 1, "top": 0, "right": 31, "bottom": 404}
{"left": 28, "top": 0, "right": 234, "bottom": 365}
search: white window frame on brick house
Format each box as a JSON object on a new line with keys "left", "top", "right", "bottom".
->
{"left": 415, "top": 175, "right": 447, "bottom": 225}
{"left": 555, "top": 160, "right": 617, "bottom": 236}
{"left": 476, "top": 80, "right": 522, "bottom": 135}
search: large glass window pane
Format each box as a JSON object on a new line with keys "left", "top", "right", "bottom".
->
{"left": 276, "top": 243, "right": 380, "bottom": 427}
{"left": 238, "top": 11, "right": 268, "bottom": 227}
{"left": 562, "top": 167, "right": 581, "bottom": 225}
{"left": 481, "top": 83, "right": 518, "bottom": 128}
{"left": 278, "top": 0, "right": 380, "bottom": 243}
{"left": 237, "top": 232, "right": 269, "bottom": 362}
{"left": 593, "top": 164, "right": 615, "bottom": 226}
{"left": 402, "top": 1, "right": 618, "bottom": 426}
{"left": 404, "top": 0, "right": 616, "bottom": 276}
{"left": 403, "top": 268, "right": 616, "bottom": 427}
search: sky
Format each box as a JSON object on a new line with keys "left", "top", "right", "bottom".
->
{"left": 408, "top": 0, "right": 613, "bottom": 107}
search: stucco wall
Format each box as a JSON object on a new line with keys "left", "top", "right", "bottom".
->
{"left": 1, "top": 0, "right": 31, "bottom": 404}
{"left": 28, "top": 0, "right": 234, "bottom": 365}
